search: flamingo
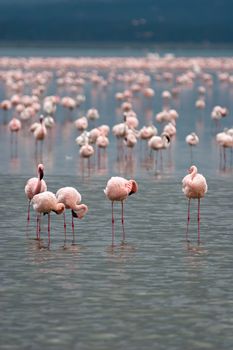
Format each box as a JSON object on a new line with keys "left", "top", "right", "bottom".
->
{"left": 79, "top": 143, "right": 94, "bottom": 159}
{"left": 56, "top": 187, "right": 88, "bottom": 244}
{"left": 32, "top": 115, "right": 47, "bottom": 158}
{"left": 182, "top": 165, "right": 208, "bottom": 244}
{"left": 216, "top": 129, "right": 233, "bottom": 168}
{"left": 186, "top": 132, "right": 199, "bottom": 162}
{"left": 79, "top": 143, "right": 95, "bottom": 173}
{"left": 8, "top": 117, "right": 22, "bottom": 157}
{"left": 148, "top": 133, "right": 170, "bottom": 170}
{"left": 8, "top": 117, "right": 22, "bottom": 141}
{"left": 139, "top": 125, "right": 158, "bottom": 141}
{"left": 86, "top": 108, "right": 99, "bottom": 121}
{"left": 104, "top": 177, "right": 138, "bottom": 246}
{"left": 32, "top": 191, "right": 65, "bottom": 246}
{"left": 74, "top": 116, "right": 88, "bottom": 132}
{"left": 1, "top": 99, "right": 12, "bottom": 124}
{"left": 195, "top": 99, "right": 205, "bottom": 109}
{"left": 161, "top": 90, "right": 171, "bottom": 109}
{"left": 8, "top": 117, "right": 21, "bottom": 133}
{"left": 25, "top": 163, "right": 47, "bottom": 222}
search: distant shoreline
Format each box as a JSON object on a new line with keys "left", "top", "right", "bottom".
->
{"left": 0, "top": 41, "right": 233, "bottom": 50}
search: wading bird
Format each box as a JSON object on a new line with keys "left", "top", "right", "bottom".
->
{"left": 104, "top": 177, "right": 138, "bottom": 246}
{"left": 182, "top": 165, "right": 208, "bottom": 244}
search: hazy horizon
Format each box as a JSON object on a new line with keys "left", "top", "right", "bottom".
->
{"left": 0, "top": 0, "right": 232, "bottom": 45}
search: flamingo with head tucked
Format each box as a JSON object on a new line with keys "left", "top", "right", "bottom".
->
{"left": 56, "top": 187, "right": 88, "bottom": 244}
{"left": 32, "top": 191, "right": 65, "bottom": 246}
{"left": 182, "top": 165, "right": 208, "bottom": 244}
{"left": 104, "top": 177, "right": 138, "bottom": 246}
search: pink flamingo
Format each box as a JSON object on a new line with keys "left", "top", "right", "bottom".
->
{"left": 1, "top": 99, "right": 12, "bottom": 124}
{"left": 8, "top": 117, "right": 22, "bottom": 152}
{"left": 74, "top": 116, "right": 88, "bottom": 132}
{"left": 24, "top": 164, "right": 47, "bottom": 222}
{"left": 32, "top": 191, "right": 65, "bottom": 246}
{"left": 148, "top": 133, "right": 170, "bottom": 170}
{"left": 185, "top": 132, "right": 199, "bottom": 162}
{"left": 216, "top": 130, "right": 233, "bottom": 169}
{"left": 104, "top": 177, "right": 138, "bottom": 246}
{"left": 56, "top": 187, "right": 88, "bottom": 244}
{"left": 30, "top": 115, "right": 47, "bottom": 160}
{"left": 182, "top": 165, "right": 208, "bottom": 244}
{"left": 8, "top": 117, "right": 21, "bottom": 133}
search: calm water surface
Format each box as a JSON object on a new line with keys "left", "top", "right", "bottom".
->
{"left": 0, "top": 47, "right": 233, "bottom": 349}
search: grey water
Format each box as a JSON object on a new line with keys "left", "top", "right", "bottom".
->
{"left": 0, "top": 47, "right": 233, "bottom": 349}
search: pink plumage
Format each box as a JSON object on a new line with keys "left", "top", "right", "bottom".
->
{"left": 104, "top": 177, "right": 138, "bottom": 246}
{"left": 182, "top": 165, "right": 207, "bottom": 199}
{"left": 182, "top": 165, "right": 207, "bottom": 244}
{"left": 56, "top": 187, "right": 88, "bottom": 217}
{"left": 32, "top": 191, "right": 65, "bottom": 215}
{"left": 24, "top": 164, "right": 47, "bottom": 221}
{"left": 56, "top": 187, "right": 88, "bottom": 244}
{"left": 32, "top": 191, "right": 65, "bottom": 246}
{"left": 79, "top": 144, "right": 94, "bottom": 158}
{"left": 8, "top": 117, "right": 22, "bottom": 132}
{"left": 104, "top": 177, "right": 138, "bottom": 202}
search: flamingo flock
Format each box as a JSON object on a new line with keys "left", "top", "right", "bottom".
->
{"left": 1, "top": 54, "right": 232, "bottom": 247}
{"left": 25, "top": 161, "right": 208, "bottom": 248}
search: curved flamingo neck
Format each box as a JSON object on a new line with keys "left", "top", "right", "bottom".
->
{"left": 128, "top": 180, "right": 138, "bottom": 195}
{"left": 34, "top": 176, "right": 41, "bottom": 195}
{"left": 72, "top": 204, "right": 88, "bottom": 218}
{"left": 190, "top": 166, "right": 197, "bottom": 179}
{"left": 34, "top": 166, "right": 44, "bottom": 194}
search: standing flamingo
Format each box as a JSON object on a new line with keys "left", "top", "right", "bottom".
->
{"left": 182, "top": 165, "right": 208, "bottom": 244}
{"left": 148, "top": 133, "right": 170, "bottom": 171}
{"left": 33, "top": 115, "right": 47, "bottom": 158}
{"left": 56, "top": 187, "right": 88, "bottom": 244}
{"left": 8, "top": 117, "right": 22, "bottom": 157}
{"left": 32, "top": 191, "right": 65, "bottom": 246}
{"left": 24, "top": 164, "right": 47, "bottom": 222}
{"left": 185, "top": 132, "right": 199, "bottom": 162}
{"left": 8, "top": 117, "right": 22, "bottom": 134}
{"left": 104, "top": 177, "right": 138, "bottom": 246}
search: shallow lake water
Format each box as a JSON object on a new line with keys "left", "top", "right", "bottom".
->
{"left": 0, "top": 47, "right": 233, "bottom": 349}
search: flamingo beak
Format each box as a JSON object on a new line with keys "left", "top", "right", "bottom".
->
{"left": 39, "top": 168, "right": 44, "bottom": 180}
{"left": 72, "top": 210, "right": 79, "bottom": 218}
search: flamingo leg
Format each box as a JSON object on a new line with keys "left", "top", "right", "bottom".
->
{"left": 190, "top": 145, "right": 193, "bottom": 164}
{"left": 88, "top": 158, "right": 91, "bottom": 177}
{"left": 111, "top": 201, "right": 115, "bottom": 247}
{"left": 63, "top": 212, "right": 67, "bottom": 244}
{"left": 155, "top": 151, "right": 158, "bottom": 170}
{"left": 27, "top": 200, "right": 31, "bottom": 222}
{"left": 223, "top": 147, "right": 226, "bottom": 169}
{"left": 15, "top": 133, "right": 18, "bottom": 158}
{"left": 48, "top": 213, "right": 51, "bottom": 247}
{"left": 40, "top": 141, "right": 43, "bottom": 161}
{"left": 197, "top": 198, "right": 201, "bottom": 244}
{"left": 36, "top": 214, "right": 39, "bottom": 240}
{"left": 98, "top": 147, "right": 100, "bottom": 168}
{"left": 219, "top": 146, "right": 222, "bottom": 170}
{"left": 121, "top": 201, "right": 125, "bottom": 243}
{"left": 186, "top": 199, "right": 191, "bottom": 242}
{"left": 36, "top": 214, "right": 41, "bottom": 240}
{"left": 35, "top": 140, "right": 38, "bottom": 157}
{"left": 160, "top": 150, "right": 163, "bottom": 170}
{"left": 38, "top": 214, "right": 41, "bottom": 239}
{"left": 71, "top": 212, "right": 75, "bottom": 244}
{"left": 3, "top": 110, "right": 8, "bottom": 124}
